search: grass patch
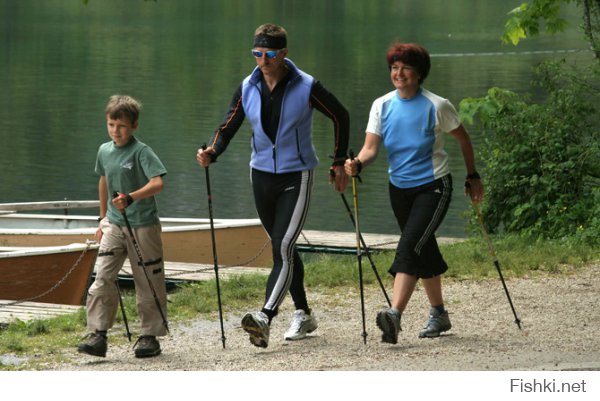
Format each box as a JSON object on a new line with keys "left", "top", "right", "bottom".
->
{"left": 1, "top": 235, "right": 597, "bottom": 369}
{"left": 442, "top": 235, "right": 597, "bottom": 279}
{"left": 169, "top": 273, "right": 267, "bottom": 319}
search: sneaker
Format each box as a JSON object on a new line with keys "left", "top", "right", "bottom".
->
{"left": 419, "top": 308, "right": 452, "bottom": 338}
{"left": 376, "top": 308, "right": 402, "bottom": 344}
{"left": 133, "top": 335, "right": 162, "bottom": 358}
{"left": 241, "top": 311, "right": 270, "bottom": 348}
{"left": 77, "top": 332, "right": 107, "bottom": 357}
{"left": 284, "top": 309, "right": 318, "bottom": 340}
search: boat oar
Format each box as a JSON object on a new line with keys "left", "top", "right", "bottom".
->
{"left": 472, "top": 201, "right": 522, "bottom": 330}
{"left": 200, "top": 144, "right": 226, "bottom": 349}
{"left": 115, "top": 279, "right": 132, "bottom": 342}
{"left": 349, "top": 150, "right": 368, "bottom": 345}
{"left": 113, "top": 192, "right": 170, "bottom": 334}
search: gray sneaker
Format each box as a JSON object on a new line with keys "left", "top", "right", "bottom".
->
{"left": 284, "top": 309, "right": 318, "bottom": 340}
{"left": 77, "top": 332, "right": 107, "bottom": 357}
{"left": 133, "top": 335, "right": 161, "bottom": 358}
{"left": 376, "top": 308, "right": 402, "bottom": 344}
{"left": 419, "top": 308, "right": 452, "bottom": 338}
{"left": 241, "top": 311, "right": 270, "bottom": 348}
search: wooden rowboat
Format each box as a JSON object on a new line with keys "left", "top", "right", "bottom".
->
{"left": 0, "top": 242, "right": 99, "bottom": 306}
{"left": 0, "top": 201, "right": 272, "bottom": 267}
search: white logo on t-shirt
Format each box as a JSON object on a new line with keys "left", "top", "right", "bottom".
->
{"left": 121, "top": 161, "right": 134, "bottom": 170}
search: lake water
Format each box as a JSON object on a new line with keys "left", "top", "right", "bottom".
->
{"left": 0, "top": 0, "right": 591, "bottom": 237}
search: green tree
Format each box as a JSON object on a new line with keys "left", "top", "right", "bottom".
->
{"left": 460, "top": 1, "right": 600, "bottom": 244}
{"left": 460, "top": 63, "right": 600, "bottom": 242}
{"left": 503, "top": 0, "right": 600, "bottom": 58}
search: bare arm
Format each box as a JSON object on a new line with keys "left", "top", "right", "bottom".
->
{"left": 96, "top": 176, "right": 108, "bottom": 242}
{"left": 344, "top": 133, "right": 382, "bottom": 176}
{"left": 113, "top": 176, "right": 164, "bottom": 210}
{"left": 449, "top": 124, "right": 484, "bottom": 203}
{"left": 98, "top": 176, "right": 108, "bottom": 218}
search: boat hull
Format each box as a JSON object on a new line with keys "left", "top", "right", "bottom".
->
{"left": 0, "top": 214, "right": 273, "bottom": 267}
{"left": 0, "top": 243, "right": 99, "bottom": 305}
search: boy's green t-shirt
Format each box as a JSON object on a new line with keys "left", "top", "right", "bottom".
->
{"left": 95, "top": 137, "right": 167, "bottom": 227}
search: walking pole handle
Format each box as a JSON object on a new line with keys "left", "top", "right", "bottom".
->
{"left": 349, "top": 150, "right": 362, "bottom": 183}
{"left": 200, "top": 143, "right": 217, "bottom": 164}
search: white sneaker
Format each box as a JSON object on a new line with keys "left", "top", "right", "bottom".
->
{"left": 284, "top": 309, "right": 318, "bottom": 340}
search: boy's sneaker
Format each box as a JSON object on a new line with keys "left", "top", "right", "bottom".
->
{"left": 241, "top": 311, "right": 270, "bottom": 348}
{"left": 133, "top": 335, "right": 162, "bottom": 358}
{"left": 376, "top": 308, "right": 402, "bottom": 344}
{"left": 419, "top": 308, "right": 452, "bottom": 338}
{"left": 77, "top": 332, "right": 107, "bottom": 357}
{"left": 284, "top": 309, "right": 318, "bottom": 340}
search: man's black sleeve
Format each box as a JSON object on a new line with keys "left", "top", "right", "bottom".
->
{"left": 208, "top": 84, "right": 246, "bottom": 157}
{"left": 310, "top": 80, "right": 350, "bottom": 165}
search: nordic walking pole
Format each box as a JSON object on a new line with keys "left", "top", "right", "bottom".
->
{"left": 339, "top": 192, "right": 391, "bottom": 307}
{"left": 113, "top": 192, "right": 170, "bottom": 334}
{"left": 472, "top": 201, "right": 522, "bottom": 330}
{"left": 329, "top": 166, "right": 391, "bottom": 306}
{"left": 349, "top": 150, "right": 368, "bottom": 344}
{"left": 115, "top": 280, "right": 132, "bottom": 342}
{"left": 201, "top": 144, "right": 226, "bottom": 349}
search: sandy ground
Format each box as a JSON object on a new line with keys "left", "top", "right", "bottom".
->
{"left": 41, "top": 263, "right": 600, "bottom": 372}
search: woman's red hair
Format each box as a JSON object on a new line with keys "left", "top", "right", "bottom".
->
{"left": 386, "top": 42, "right": 431, "bottom": 84}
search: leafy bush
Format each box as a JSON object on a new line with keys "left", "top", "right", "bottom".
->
{"left": 459, "top": 59, "right": 600, "bottom": 243}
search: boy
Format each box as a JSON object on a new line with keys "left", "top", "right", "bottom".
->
{"left": 78, "top": 95, "right": 168, "bottom": 358}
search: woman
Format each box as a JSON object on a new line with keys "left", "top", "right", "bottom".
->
{"left": 345, "top": 42, "right": 484, "bottom": 344}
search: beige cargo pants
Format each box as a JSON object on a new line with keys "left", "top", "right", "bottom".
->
{"left": 85, "top": 219, "right": 168, "bottom": 336}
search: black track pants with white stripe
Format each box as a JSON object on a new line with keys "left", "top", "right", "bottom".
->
{"left": 251, "top": 168, "right": 314, "bottom": 317}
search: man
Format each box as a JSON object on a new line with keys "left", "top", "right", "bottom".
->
{"left": 197, "top": 23, "right": 349, "bottom": 348}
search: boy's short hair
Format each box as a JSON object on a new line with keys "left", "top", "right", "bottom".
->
{"left": 105, "top": 95, "right": 142, "bottom": 124}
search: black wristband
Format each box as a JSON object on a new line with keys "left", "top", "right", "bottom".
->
{"left": 466, "top": 171, "right": 480, "bottom": 180}
{"left": 329, "top": 154, "right": 346, "bottom": 167}
{"left": 355, "top": 158, "right": 363, "bottom": 174}
{"left": 97, "top": 217, "right": 104, "bottom": 223}
{"left": 125, "top": 194, "right": 134, "bottom": 206}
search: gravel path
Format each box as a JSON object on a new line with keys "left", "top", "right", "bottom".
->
{"left": 52, "top": 263, "right": 599, "bottom": 371}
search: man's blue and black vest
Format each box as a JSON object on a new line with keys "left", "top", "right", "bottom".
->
{"left": 242, "top": 58, "right": 318, "bottom": 173}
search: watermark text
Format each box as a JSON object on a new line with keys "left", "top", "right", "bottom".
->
{"left": 510, "top": 378, "right": 587, "bottom": 393}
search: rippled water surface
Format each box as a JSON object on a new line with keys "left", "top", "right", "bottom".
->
{"left": 0, "top": 0, "right": 590, "bottom": 236}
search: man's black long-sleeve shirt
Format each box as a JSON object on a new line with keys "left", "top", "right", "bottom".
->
{"left": 209, "top": 75, "right": 349, "bottom": 165}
